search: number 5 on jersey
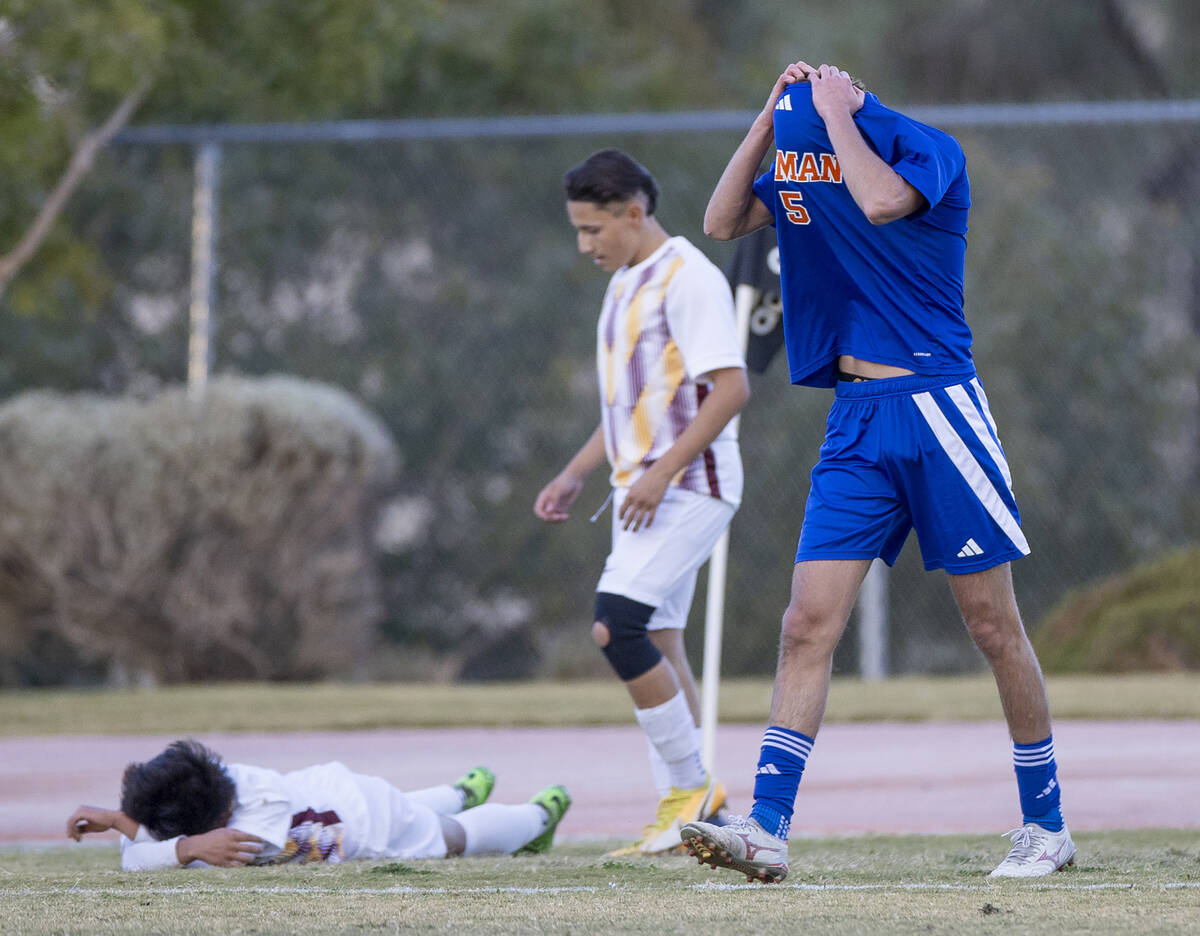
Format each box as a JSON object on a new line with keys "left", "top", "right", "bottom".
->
{"left": 779, "top": 190, "right": 810, "bottom": 225}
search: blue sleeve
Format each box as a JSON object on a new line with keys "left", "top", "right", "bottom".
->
{"left": 857, "top": 106, "right": 964, "bottom": 217}
{"left": 752, "top": 168, "right": 776, "bottom": 226}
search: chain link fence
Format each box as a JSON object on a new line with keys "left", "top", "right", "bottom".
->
{"left": 78, "top": 103, "right": 1200, "bottom": 681}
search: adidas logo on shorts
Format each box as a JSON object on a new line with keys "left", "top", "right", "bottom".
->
{"left": 956, "top": 538, "right": 984, "bottom": 558}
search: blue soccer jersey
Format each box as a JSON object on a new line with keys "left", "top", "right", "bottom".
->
{"left": 753, "top": 82, "right": 975, "bottom": 387}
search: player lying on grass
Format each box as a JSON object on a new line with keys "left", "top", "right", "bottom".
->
{"left": 66, "top": 740, "right": 570, "bottom": 870}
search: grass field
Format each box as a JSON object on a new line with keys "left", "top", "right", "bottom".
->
{"left": 5, "top": 674, "right": 1198, "bottom": 933}
{"left": 6, "top": 832, "right": 1199, "bottom": 935}
{"left": 2, "top": 672, "right": 1198, "bottom": 735}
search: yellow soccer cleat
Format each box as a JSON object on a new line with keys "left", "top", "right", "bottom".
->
{"left": 608, "top": 775, "right": 725, "bottom": 856}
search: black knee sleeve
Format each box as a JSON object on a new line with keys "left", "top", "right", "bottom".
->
{"left": 593, "top": 592, "right": 662, "bottom": 681}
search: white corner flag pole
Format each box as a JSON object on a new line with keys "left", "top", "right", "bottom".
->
{"left": 700, "top": 282, "right": 758, "bottom": 772}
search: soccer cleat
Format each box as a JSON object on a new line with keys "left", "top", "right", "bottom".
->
{"left": 681, "top": 815, "right": 789, "bottom": 884}
{"left": 988, "top": 824, "right": 1076, "bottom": 878}
{"left": 609, "top": 775, "right": 725, "bottom": 856}
{"left": 704, "top": 780, "right": 728, "bottom": 821}
{"left": 454, "top": 766, "right": 496, "bottom": 810}
{"left": 517, "top": 785, "right": 572, "bottom": 854}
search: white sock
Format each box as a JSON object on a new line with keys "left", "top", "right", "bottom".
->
{"left": 406, "top": 784, "right": 465, "bottom": 815}
{"left": 635, "top": 691, "right": 707, "bottom": 790}
{"left": 456, "top": 803, "right": 547, "bottom": 855}
{"left": 646, "top": 723, "right": 703, "bottom": 797}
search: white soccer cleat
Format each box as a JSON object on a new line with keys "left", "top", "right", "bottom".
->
{"left": 989, "top": 824, "right": 1076, "bottom": 878}
{"left": 680, "top": 815, "right": 789, "bottom": 884}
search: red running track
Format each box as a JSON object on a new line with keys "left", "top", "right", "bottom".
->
{"left": 5, "top": 720, "right": 1198, "bottom": 846}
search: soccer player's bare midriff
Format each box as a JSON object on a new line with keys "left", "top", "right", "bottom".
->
{"left": 836, "top": 355, "right": 915, "bottom": 380}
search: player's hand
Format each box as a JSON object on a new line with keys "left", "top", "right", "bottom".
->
{"left": 619, "top": 468, "right": 670, "bottom": 532}
{"left": 810, "top": 63, "right": 865, "bottom": 122}
{"left": 758, "top": 60, "right": 815, "bottom": 124}
{"left": 534, "top": 473, "right": 584, "bottom": 522}
{"left": 177, "top": 827, "right": 266, "bottom": 867}
{"left": 67, "top": 805, "right": 118, "bottom": 840}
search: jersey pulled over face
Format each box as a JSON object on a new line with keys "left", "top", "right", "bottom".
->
{"left": 753, "top": 82, "right": 976, "bottom": 387}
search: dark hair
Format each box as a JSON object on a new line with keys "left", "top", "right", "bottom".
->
{"left": 563, "top": 148, "right": 658, "bottom": 215}
{"left": 120, "top": 740, "right": 236, "bottom": 839}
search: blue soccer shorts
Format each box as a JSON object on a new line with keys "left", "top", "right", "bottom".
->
{"left": 795, "top": 372, "right": 1031, "bottom": 573}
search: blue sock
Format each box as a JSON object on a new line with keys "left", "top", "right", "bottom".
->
{"left": 748, "top": 726, "right": 813, "bottom": 841}
{"left": 1013, "top": 735, "right": 1064, "bottom": 832}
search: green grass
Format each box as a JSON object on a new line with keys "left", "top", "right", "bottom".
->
{"left": 6, "top": 677, "right": 1197, "bottom": 932}
{"left": 6, "top": 832, "right": 1199, "bottom": 935}
{"left": 1, "top": 672, "right": 1197, "bottom": 735}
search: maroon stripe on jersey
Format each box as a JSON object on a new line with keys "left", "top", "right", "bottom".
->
{"left": 603, "top": 294, "right": 616, "bottom": 350}
{"left": 695, "top": 383, "right": 722, "bottom": 500}
{"left": 291, "top": 808, "right": 341, "bottom": 828}
{"left": 666, "top": 367, "right": 691, "bottom": 439}
{"left": 625, "top": 263, "right": 660, "bottom": 407}
{"left": 604, "top": 404, "right": 619, "bottom": 470}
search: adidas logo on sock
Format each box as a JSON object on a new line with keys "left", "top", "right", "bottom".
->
{"left": 756, "top": 763, "right": 782, "bottom": 776}
{"left": 956, "top": 538, "right": 984, "bottom": 558}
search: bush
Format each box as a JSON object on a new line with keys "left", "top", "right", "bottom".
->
{"left": 1033, "top": 547, "right": 1200, "bottom": 672}
{"left": 0, "top": 375, "right": 398, "bottom": 685}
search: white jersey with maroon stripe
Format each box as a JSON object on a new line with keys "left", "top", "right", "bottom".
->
{"left": 119, "top": 761, "right": 446, "bottom": 870}
{"left": 596, "top": 235, "right": 745, "bottom": 507}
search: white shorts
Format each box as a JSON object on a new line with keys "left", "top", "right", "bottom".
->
{"left": 596, "top": 486, "right": 735, "bottom": 630}
{"left": 351, "top": 773, "right": 447, "bottom": 860}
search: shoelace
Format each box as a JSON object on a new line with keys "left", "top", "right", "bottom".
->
{"left": 1000, "top": 826, "right": 1040, "bottom": 862}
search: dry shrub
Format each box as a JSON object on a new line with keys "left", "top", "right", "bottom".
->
{"left": 0, "top": 375, "right": 398, "bottom": 685}
{"left": 1033, "top": 547, "right": 1200, "bottom": 672}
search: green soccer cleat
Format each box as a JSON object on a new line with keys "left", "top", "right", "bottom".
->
{"left": 454, "top": 766, "right": 496, "bottom": 810}
{"left": 517, "top": 785, "right": 572, "bottom": 854}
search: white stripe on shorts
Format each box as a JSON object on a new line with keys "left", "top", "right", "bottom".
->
{"left": 911, "top": 391, "right": 1030, "bottom": 556}
{"left": 947, "top": 383, "right": 1013, "bottom": 490}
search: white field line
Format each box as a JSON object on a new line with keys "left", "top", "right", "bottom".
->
{"left": 2, "top": 881, "right": 1198, "bottom": 898}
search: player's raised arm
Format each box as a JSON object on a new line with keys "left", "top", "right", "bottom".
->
{"left": 808, "top": 64, "right": 924, "bottom": 224}
{"left": 704, "top": 61, "right": 811, "bottom": 240}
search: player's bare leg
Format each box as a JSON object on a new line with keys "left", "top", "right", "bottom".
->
{"left": 650, "top": 629, "right": 700, "bottom": 723}
{"left": 596, "top": 622, "right": 718, "bottom": 854}
{"left": 947, "top": 563, "right": 1050, "bottom": 743}
{"left": 593, "top": 618, "right": 682, "bottom": 710}
{"left": 649, "top": 627, "right": 728, "bottom": 823}
{"left": 683, "top": 559, "right": 870, "bottom": 882}
{"left": 768, "top": 559, "right": 872, "bottom": 735}
{"left": 949, "top": 562, "right": 1073, "bottom": 877}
